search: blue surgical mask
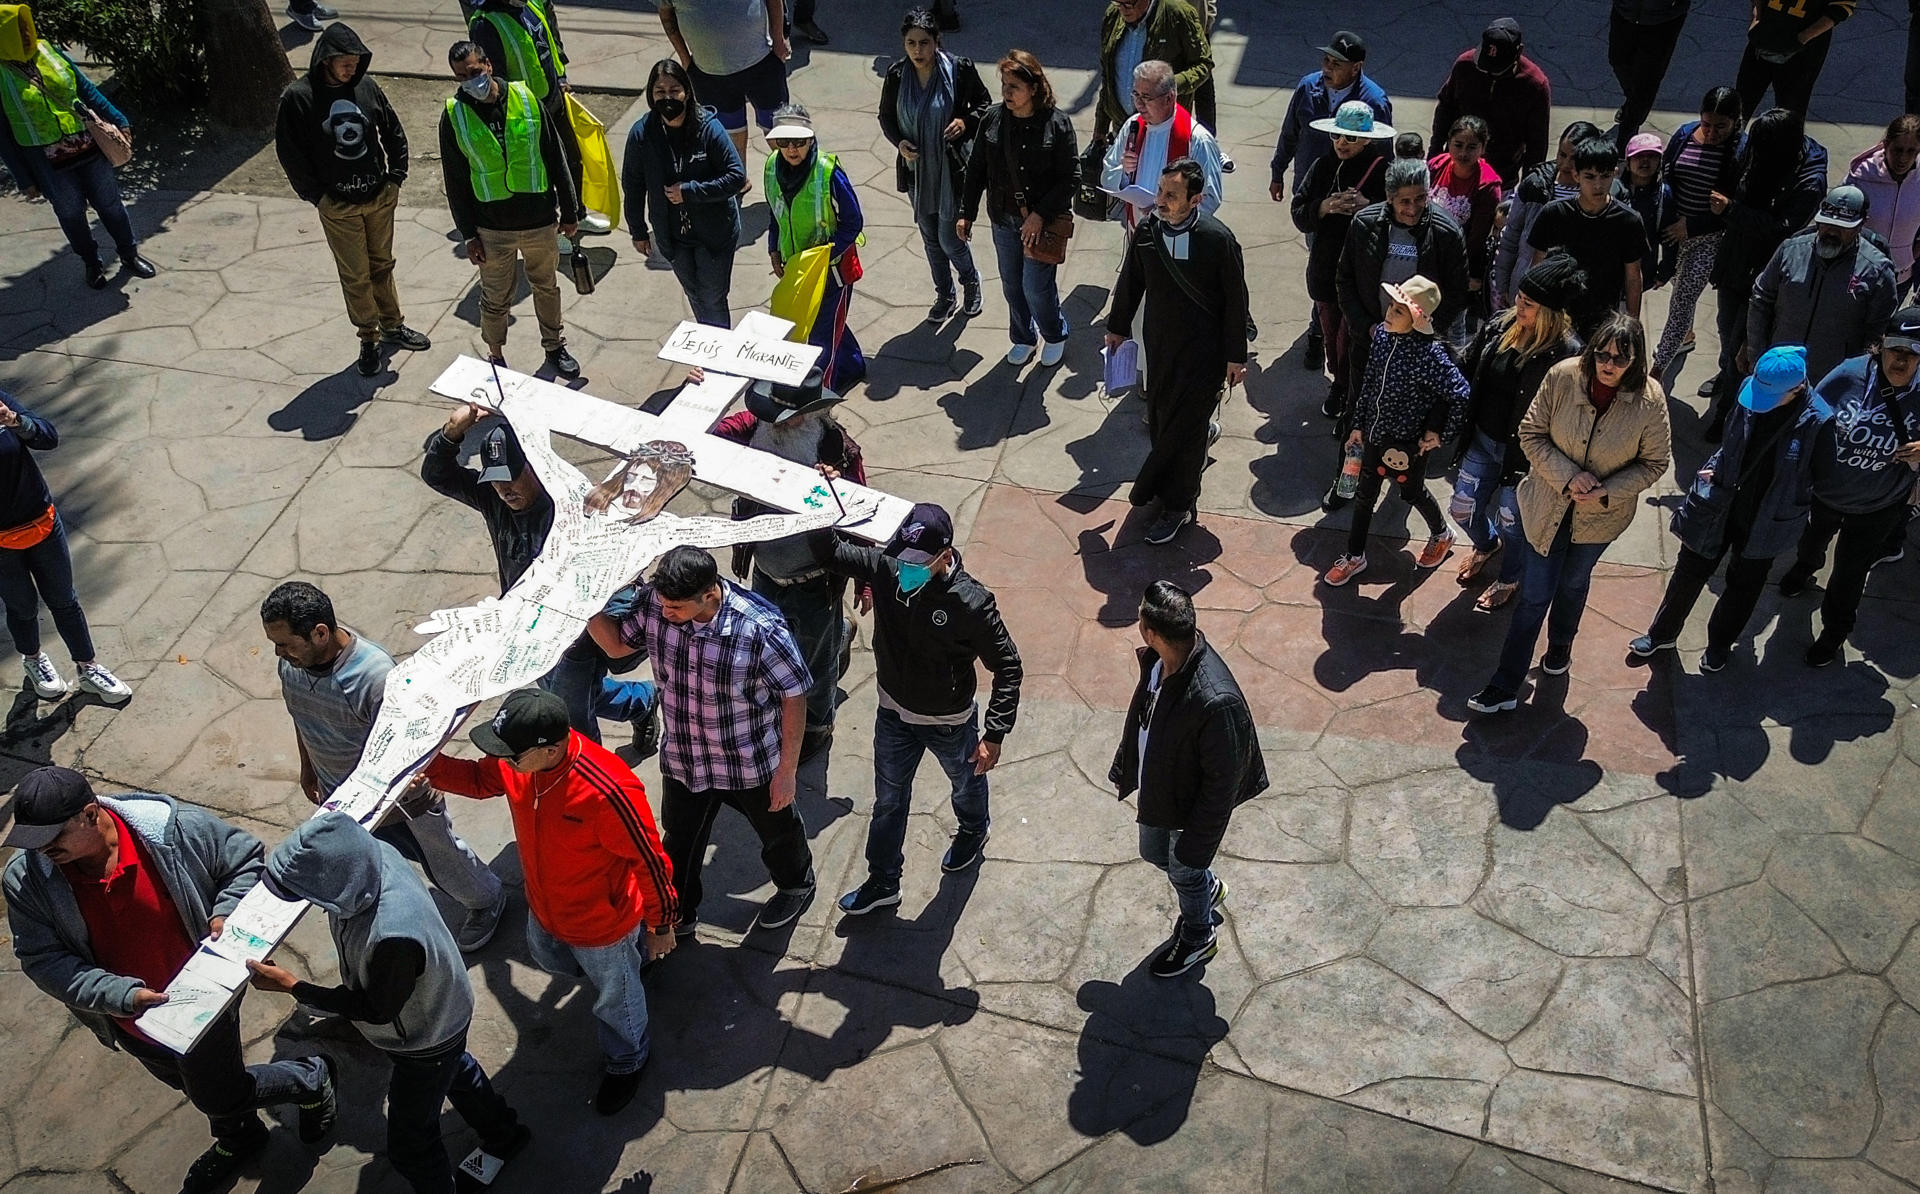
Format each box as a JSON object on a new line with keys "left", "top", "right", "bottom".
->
{"left": 461, "top": 73, "right": 494, "bottom": 101}
{"left": 898, "top": 562, "right": 933, "bottom": 594}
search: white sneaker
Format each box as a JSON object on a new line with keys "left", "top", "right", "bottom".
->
{"left": 1006, "top": 343, "right": 1036, "bottom": 366}
{"left": 76, "top": 661, "right": 131, "bottom": 706}
{"left": 1039, "top": 339, "right": 1066, "bottom": 367}
{"left": 284, "top": 3, "right": 323, "bottom": 30}
{"left": 579, "top": 212, "right": 613, "bottom": 234}
{"left": 23, "top": 652, "right": 66, "bottom": 700}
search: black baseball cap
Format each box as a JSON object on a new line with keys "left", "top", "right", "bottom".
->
{"left": 1, "top": 766, "right": 96, "bottom": 849}
{"left": 476, "top": 424, "right": 528, "bottom": 484}
{"left": 1476, "top": 18, "right": 1523, "bottom": 73}
{"left": 885, "top": 502, "right": 954, "bottom": 564}
{"left": 468, "top": 688, "right": 570, "bottom": 757}
{"left": 1885, "top": 307, "right": 1920, "bottom": 353}
{"left": 1319, "top": 31, "right": 1366, "bottom": 64}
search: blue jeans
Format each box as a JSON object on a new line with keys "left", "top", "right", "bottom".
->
{"left": 1449, "top": 430, "right": 1524, "bottom": 585}
{"left": 866, "top": 705, "right": 989, "bottom": 885}
{"left": 916, "top": 207, "right": 978, "bottom": 301}
{"left": 1138, "top": 825, "right": 1216, "bottom": 937}
{"left": 540, "top": 641, "right": 656, "bottom": 746}
{"left": 1488, "top": 514, "right": 1609, "bottom": 692}
{"left": 386, "top": 1031, "right": 518, "bottom": 1194}
{"left": 990, "top": 218, "right": 1066, "bottom": 346}
{"left": 750, "top": 570, "right": 839, "bottom": 732}
{"left": 0, "top": 514, "right": 94, "bottom": 660}
{"left": 39, "top": 152, "right": 137, "bottom": 264}
{"left": 665, "top": 239, "right": 733, "bottom": 327}
{"left": 524, "top": 916, "right": 651, "bottom": 1074}
{"left": 116, "top": 1011, "right": 328, "bottom": 1147}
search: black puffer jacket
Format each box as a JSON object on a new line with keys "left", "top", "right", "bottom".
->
{"left": 1335, "top": 203, "right": 1471, "bottom": 340}
{"left": 1291, "top": 144, "right": 1389, "bottom": 303}
{"left": 1109, "top": 634, "right": 1267, "bottom": 869}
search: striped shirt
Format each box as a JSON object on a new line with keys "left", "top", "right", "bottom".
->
{"left": 279, "top": 630, "right": 391, "bottom": 797}
{"left": 618, "top": 581, "right": 811, "bottom": 791}
{"left": 1671, "top": 138, "right": 1729, "bottom": 221}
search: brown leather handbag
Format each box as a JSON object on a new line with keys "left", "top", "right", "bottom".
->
{"left": 1000, "top": 110, "right": 1072, "bottom": 265}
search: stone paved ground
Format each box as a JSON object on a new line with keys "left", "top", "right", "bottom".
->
{"left": 1, "top": 1, "right": 1918, "bottom": 1192}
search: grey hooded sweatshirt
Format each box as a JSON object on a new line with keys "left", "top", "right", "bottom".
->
{"left": 266, "top": 813, "right": 472, "bottom": 1056}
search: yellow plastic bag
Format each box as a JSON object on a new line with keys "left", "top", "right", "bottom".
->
{"left": 565, "top": 92, "right": 620, "bottom": 227}
{"left": 769, "top": 243, "right": 831, "bottom": 342}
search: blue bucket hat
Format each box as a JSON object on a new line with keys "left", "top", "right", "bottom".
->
{"left": 1739, "top": 345, "right": 1808, "bottom": 413}
{"left": 1310, "top": 100, "right": 1395, "bottom": 140}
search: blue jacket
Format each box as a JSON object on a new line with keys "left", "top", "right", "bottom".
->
{"left": 0, "top": 48, "right": 128, "bottom": 192}
{"left": 1271, "top": 71, "right": 1391, "bottom": 190}
{"left": 1626, "top": 178, "right": 1677, "bottom": 285}
{"left": 1671, "top": 391, "right": 1829, "bottom": 559}
{"left": 620, "top": 107, "right": 745, "bottom": 258}
{"left": 1352, "top": 325, "right": 1470, "bottom": 447}
{"left": 0, "top": 392, "right": 58, "bottom": 531}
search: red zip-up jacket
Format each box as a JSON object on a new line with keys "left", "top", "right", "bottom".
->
{"left": 427, "top": 732, "right": 676, "bottom": 947}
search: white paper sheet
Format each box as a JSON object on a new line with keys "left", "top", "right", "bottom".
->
{"left": 657, "top": 320, "right": 821, "bottom": 385}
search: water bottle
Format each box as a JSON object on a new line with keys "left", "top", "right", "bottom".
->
{"left": 1336, "top": 439, "right": 1364, "bottom": 500}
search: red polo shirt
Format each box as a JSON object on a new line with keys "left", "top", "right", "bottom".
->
{"left": 61, "top": 808, "right": 198, "bottom": 1040}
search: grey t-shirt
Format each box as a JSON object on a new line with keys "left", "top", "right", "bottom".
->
{"left": 661, "top": 0, "right": 772, "bottom": 76}
{"left": 279, "top": 631, "right": 393, "bottom": 797}
{"left": 1381, "top": 224, "right": 1419, "bottom": 288}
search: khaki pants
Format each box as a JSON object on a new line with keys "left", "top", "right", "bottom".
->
{"left": 318, "top": 183, "right": 403, "bottom": 343}
{"left": 476, "top": 224, "right": 565, "bottom": 355}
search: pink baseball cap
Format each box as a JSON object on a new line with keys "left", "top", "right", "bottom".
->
{"left": 1625, "top": 133, "right": 1664, "bottom": 158}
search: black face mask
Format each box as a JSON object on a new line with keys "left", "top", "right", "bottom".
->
{"left": 651, "top": 96, "right": 687, "bottom": 121}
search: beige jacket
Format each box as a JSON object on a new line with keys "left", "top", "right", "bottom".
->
{"left": 1514, "top": 358, "right": 1672, "bottom": 554}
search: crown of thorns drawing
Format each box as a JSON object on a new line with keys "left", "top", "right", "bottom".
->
{"left": 584, "top": 440, "right": 697, "bottom": 523}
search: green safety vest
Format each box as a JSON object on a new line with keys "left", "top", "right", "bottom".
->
{"left": 765, "top": 152, "right": 865, "bottom": 262}
{"left": 0, "top": 43, "right": 81, "bottom": 149}
{"left": 446, "top": 82, "right": 547, "bottom": 203}
{"left": 470, "top": 0, "right": 564, "bottom": 101}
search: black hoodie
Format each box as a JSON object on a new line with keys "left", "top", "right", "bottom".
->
{"left": 275, "top": 24, "right": 409, "bottom": 206}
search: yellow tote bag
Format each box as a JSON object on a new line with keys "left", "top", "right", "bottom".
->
{"left": 769, "top": 243, "right": 831, "bottom": 342}
{"left": 565, "top": 92, "right": 620, "bottom": 226}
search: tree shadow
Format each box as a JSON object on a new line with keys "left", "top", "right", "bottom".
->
{"left": 1068, "top": 960, "right": 1227, "bottom": 1146}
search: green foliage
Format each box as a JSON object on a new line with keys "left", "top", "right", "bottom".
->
{"left": 31, "top": 0, "right": 205, "bottom": 106}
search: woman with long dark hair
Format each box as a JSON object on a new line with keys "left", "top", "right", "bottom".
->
{"left": 622, "top": 58, "right": 747, "bottom": 327}
{"left": 1649, "top": 86, "right": 1745, "bottom": 384}
{"left": 1469, "top": 315, "right": 1671, "bottom": 713}
{"left": 879, "top": 9, "right": 991, "bottom": 323}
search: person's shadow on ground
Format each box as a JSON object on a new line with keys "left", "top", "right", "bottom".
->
{"left": 1068, "top": 961, "right": 1227, "bottom": 1146}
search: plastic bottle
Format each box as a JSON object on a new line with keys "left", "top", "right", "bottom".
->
{"left": 1336, "top": 439, "right": 1364, "bottom": 499}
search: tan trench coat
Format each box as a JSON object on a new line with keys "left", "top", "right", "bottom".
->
{"left": 1514, "top": 358, "right": 1672, "bottom": 555}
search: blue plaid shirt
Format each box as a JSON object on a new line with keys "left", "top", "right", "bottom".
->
{"left": 618, "top": 581, "right": 811, "bottom": 791}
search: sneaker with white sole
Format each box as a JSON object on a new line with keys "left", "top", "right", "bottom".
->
{"left": 578, "top": 212, "right": 613, "bottom": 234}
{"left": 1627, "top": 634, "right": 1675, "bottom": 657}
{"left": 1323, "top": 553, "right": 1368, "bottom": 586}
{"left": 1466, "top": 684, "right": 1519, "bottom": 713}
{"left": 24, "top": 652, "right": 66, "bottom": 700}
{"left": 1038, "top": 338, "right": 1066, "bottom": 367}
{"left": 1006, "top": 342, "right": 1035, "bottom": 366}
{"left": 837, "top": 877, "right": 902, "bottom": 916}
{"left": 1416, "top": 531, "right": 1456, "bottom": 569}
{"left": 285, "top": 3, "right": 323, "bottom": 29}
{"left": 1149, "top": 926, "right": 1218, "bottom": 978}
{"left": 76, "top": 661, "right": 131, "bottom": 705}
{"left": 457, "top": 888, "right": 507, "bottom": 953}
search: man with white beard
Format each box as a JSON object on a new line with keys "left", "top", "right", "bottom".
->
{"left": 712, "top": 367, "right": 873, "bottom": 764}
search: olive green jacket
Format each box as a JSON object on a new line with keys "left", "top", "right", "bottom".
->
{"left": 1095, "top": 0, "right": 1212, "bottom": 140}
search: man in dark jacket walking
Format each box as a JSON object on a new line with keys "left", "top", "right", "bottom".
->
{"left": 829, "top": 503, "right": 1023, "bottom": 915}
{"left": 3, "top": 769, "right": 334, "bottom": 1194}
{"left": 1109, "top": 582, "right": 1265, "bottom": 979}
{"left": 1748, "top": 186, "right": 1898, "bottom": 386}
{"left": 421, "top": 406, "right": 658, "bottom": 752}
{"left": 276, "top": 24, "right": 432, "bottom": 378}
{"left": 248, "top": 814, "right": 531, "bottom": 1194}
{"left": 1430, "top": 18, "right": 1551, "bottom": 187}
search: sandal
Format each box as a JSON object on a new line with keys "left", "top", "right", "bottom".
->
{"left": 1476, "top": 580, "right": 1518, "bottom": 611}
{"left": 1456, "top": 543, "right": 1500, "bottom": 584}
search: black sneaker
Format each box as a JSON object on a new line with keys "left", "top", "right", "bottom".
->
{"left": 1627, "top": 634, "right": 1674, "bottom": 657}
{"left": 83, "top": 259, "right": 107, "bottom": 289}
{"left": 1466, "top": 684, "right": 1519, "bottom": 714}
{"left": 630, "top": 698, "right": 660, "bottom": 762}
{"left": 961, "top": 282, "right": 983, "bottom": 317}
{"left": 547, "top": 345, "right": 581, "bottom": 379}
{"left": 357, "top": 340, "right": 381, "bottom": 377}
{"left": 1210, "top": 876, "right": 1229, "bottom": 926}
{"left": 1144, "top": 507, "right": 1191, "bottom": 545}
{"left": 180, "top": 1129, "right": 268, "bottom": 1194}
{"left": 1148, "top": 927, "right": 1217, "bottom": 978}
{"left": 382, "top": 324, "right": 431, "bottom": 351}
{"left": 942, "top": 828, "right": 988, "bottom": 873}
{"left": 1540, "top": 644, "right": 1572, "bottom": 676}
{"left": 1697, "top": 375, "right": 1718, "bottom": 398}
{"left": 1303, "top": 331, "right": 1325, "bottom": 372}
{"left": 1700, "top": 644, "right": 1730, "bottom": 673}
{"left": 594, "top": 1067, "right": 643, "bottom": 1116}
{"left": 837, "top": 876, "right": 902, "bottom": 915}
{"left": 1806, "top": 636, "right": 1841, "bottom": 668}
{"left": 1319, "top": 388, "right": 1344, "bottom": 419}
{"left": 926, "top": 294, "right": 956, "bottom": 324}
{"left": 1779, "top": 564, "right": 1814, "bottom": 598}
{"left": 121, "top": 253, "right": 158, "bottom": 279}
{"left": 456, "top": 1123, "right": 532, "bottom": 1194}
{"left": 298, "top": 1054, "right": 338, "bottom": 1143}
{"left": 755, "top": 882, "right": 815, "bottom": 930}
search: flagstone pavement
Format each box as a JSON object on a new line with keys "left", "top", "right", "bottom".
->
{"left": 1, "top": 2, "right": 1919, "bottom": 1192}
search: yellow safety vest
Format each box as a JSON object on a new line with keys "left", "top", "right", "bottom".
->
{"left": 0, "top": 43, "right": 81, "bottom": 149}
{"left": 470, "top": 0, "right": 564, "bottom": 101}
{"left": 446, "top": 81, "right": 547, "bottom": 202}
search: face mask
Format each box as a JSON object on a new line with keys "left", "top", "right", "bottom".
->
{"left": 1815, "top": 235, "right": 1846, "bottom": 260}
{"left": 898, "top": 562, "right": 933, "bottom": 594}
{"left": 461, "top": 73, "right": 494, "bottom": 101}
{"left": 651, "top": 96, "right": 687, "bottom": 121}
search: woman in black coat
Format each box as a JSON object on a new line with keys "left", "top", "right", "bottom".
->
{"left": 879, "top": 8, "right": 990, "bottom": 323}
{"left": 1290, "top": 106, "right": 1392, "bottom": 419}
